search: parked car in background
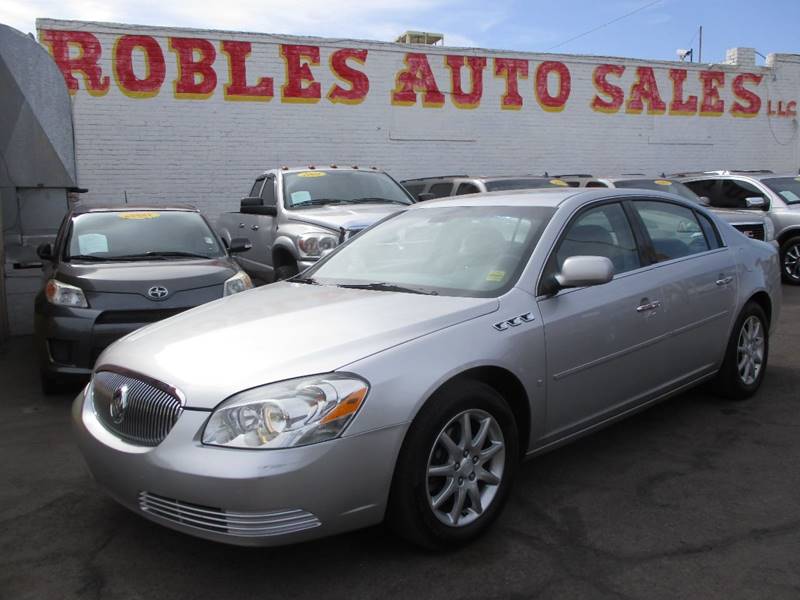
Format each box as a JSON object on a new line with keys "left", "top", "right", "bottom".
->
{"left": 35, "top": 205, "right": 252, "bottom": 392}
{"left": 401, "top": 175, "right": 569, "bottom": 200}
{"left": 217, "top": 166, "right": 414, "bottom": 282}
{"left": 559, "top": 174, "right": 775, "bottom": 244}
{"left": 73, "top": 188, "right": 780, "bottom": 550}
{"left": 676, "top": 171, "right": 800, "bottom": 284}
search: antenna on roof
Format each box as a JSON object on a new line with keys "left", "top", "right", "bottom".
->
{"left": 124, "top": 190, "right": 128, "bottom": 205}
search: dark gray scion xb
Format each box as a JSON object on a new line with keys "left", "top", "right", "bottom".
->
{"left": 34, "top": 205, "right": 253, "bottom": 393}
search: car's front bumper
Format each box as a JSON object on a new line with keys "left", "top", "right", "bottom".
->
{"left": 72, "top": 387, "right": 404, "bottom": 546}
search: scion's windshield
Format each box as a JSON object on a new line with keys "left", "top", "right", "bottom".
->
{"left": 484, "top": 178, "right": 568, "bottom": 192}
{"left": 302, "top": 206, "right": 555, "bottom": 297}
{"left": 613, "top": 179, "right": 700, "bottom": 202}
{"left": 762, "top": 177, "right": 800, "bottom": 205}
{"left": 65, "top": 211, "right": 225, "bottom": 261}
{"left": 283, "top": 170, "right": 414, "bottom": 208}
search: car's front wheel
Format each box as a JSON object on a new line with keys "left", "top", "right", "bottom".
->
{"left": 274, "top": 263, "right": 299, "bottom": 281}
{"left": 712, "top": 301, "right": 769, "bottom": 400}
{"left": 387, "top": 380, "right": 518, "bottom": 549}
{"left": 780, "top": 236, "right": 800, "bottom": 285}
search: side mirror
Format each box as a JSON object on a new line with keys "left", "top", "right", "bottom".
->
{"left": 240, "top": 197, "right": 277, "bottom": 216}
{"left": 36, "top": 243, "right": 54, "bottom": 261}
{"left": 555, "top": 256, "right": 614, "bottom": 289}
{"left": 417, "top": 192, "right": 435, "bottom": 202}
{"left": 228, "top": 237, "right": 252, "bottom": 253}
{"left": 745, "top": 196, "right": 766, "bottom": 209}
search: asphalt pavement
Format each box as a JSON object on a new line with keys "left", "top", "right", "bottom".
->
{"left": 1, "top": 286, "right": 799, "bottom": 600}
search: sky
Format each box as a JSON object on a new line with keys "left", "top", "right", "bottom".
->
{"left": 1, "top": 0, "right": 798, "bottom": 64}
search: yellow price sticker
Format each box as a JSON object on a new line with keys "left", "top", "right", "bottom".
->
{"left": 654, "top": 179, "right": 673, "bottom": 186}
{"left": 118, "top": 211, "right": 160, "bottom": 219}
{"left": 486, "top": 270, "right": 506, "bottom": 282}
{"left": 549, "top": 179, "right": 569, "bottom": 187}
{"left": 297, "top": 171, "right": 327, "bottom": 178}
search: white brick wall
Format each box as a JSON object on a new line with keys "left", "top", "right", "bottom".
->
{"left": 36, "top": 19, "right": 800, "bottom": 222}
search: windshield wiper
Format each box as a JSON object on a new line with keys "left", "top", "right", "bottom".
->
{"left": 66, "top": 254, "right": 110, "bottom": 262}
{"left": 112, "top": 251, "right": 213, "bottom": 260}
{"left": 336, "top": 282, "right": 437, "bottom": 295}
{"left": 291, "top": 199, "right": 346, "bottom": 208}
{"left": 292, "top": 276, "right": 320, "bottom": 285}
{"left": 346, "top": 197, "right": 411, "bottom": 205}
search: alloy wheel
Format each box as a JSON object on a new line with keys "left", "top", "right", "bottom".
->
{"left": 784, "top": 243, "right": 800, "bottom": 282}
{"left": 425, "top": 409, "right": 506, "bottom": 527}
{"left": 737, "top": 315, "right": 765, "bottom": 385}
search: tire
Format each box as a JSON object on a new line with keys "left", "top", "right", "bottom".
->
{"left": 274, "top": 263, "right": 299, "bottom": 281}
{"left": 780, "top": 236, "right": 800, "bottom": 285}
{"left": 387, "top": 379, "right": 519, "bottom": 550}
{"left": 712, "top": 301, "right": 769, "bottom": 400}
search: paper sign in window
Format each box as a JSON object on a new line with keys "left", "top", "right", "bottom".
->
{"left": 291, "top": 191, "right": 312, "bottom": 203}
{"left": 78, "top": 233, "right": 108, "bottom": 254}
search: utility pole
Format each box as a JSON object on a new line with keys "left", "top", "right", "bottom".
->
{"left": 698, "top": 25, "right": 703, "bottom": 63}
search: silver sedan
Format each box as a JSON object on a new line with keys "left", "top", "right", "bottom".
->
{"left": 73, "top": 188, "right": 781, "bottom": 549}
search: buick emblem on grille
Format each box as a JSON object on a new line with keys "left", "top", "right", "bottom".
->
{"left": 147, "top": 285, "right": 169, "bottom": 300}
{"left": 110, "top": 385, "right": 129, "bottom": 425}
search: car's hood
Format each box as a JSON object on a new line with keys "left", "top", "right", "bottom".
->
{"left": 286, "top": 203, "right": 408, "bottom": 232}
{"left": 97, "top": 282, "right": 499, "bottom": 409}
{"left": 57, "top": 258, "right": 238, "bottom": 296}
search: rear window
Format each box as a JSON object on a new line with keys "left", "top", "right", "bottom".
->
{"left": 484, "top": 178, "right": 567, "bottom": 192}
{"left": 613, "top": 179, "right": 700, "bottom": 202}
{"left": 762, "top": 177, "right": 800, "bottom": 205}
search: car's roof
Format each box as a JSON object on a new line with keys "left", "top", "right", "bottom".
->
{"left": 71, "top": 204, "right": 198, "bottom": 215}
{"left": 401, "top": 174, "right": 551, "bottom": 183}
{"left": 407, "top": 187, "right": 685, "bottom": 209}
{"left": 262, "top": 166, "right": 386, "bottom": 176}
{"left": 674, "top": 170, "right": 794, "bottom": 181}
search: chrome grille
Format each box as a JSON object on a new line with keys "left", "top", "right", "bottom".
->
{"left": 93, "top": 370, "right": 183, "bottom": 446}
{"left": 138, "top": 492, "right": 321, "bottom": 537}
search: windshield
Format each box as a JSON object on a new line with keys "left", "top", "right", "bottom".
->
{"left": 302, "top": 206, "right": 555, "bottom": 297}
{"left": 484, "top": 178, "right": 567, "bottom": 192}
{"left": 613, "top": 179, "right": 700, "bottom": 202}
{"left": 283, "top": 170, "right": 413, "bottom": 208}
{"left": 65, "top": 211, "right": 225, "bottom": 261}
{"left": 762, "top": 177, "right": 800, "bottom": 205}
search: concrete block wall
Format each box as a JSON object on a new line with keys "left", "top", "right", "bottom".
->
{"left": 35, "top": 19, "right": 800, "bottom": 222}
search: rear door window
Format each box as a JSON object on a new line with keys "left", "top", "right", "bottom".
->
{"left": 428, "top": 182, "right": 455, "bottom": 198}
{"left": 456, "top": 183, "right": 481, "bottom": 195}
{"left": 403, "top": 183, "right": 425, "bottom": 197}
{"left": 633, "top": 201, "right": 710, "bottom": 261}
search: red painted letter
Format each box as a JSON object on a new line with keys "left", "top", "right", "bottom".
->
{"left": 591, "top": 64, "right": 625, "bottom": 113}
{"left": 280, "top": 45, "right": 321, "bottom": 103}
{"left": 535, "top": 61, "right": 571, "bottom": 112}
{"left": 328, "top": 49, "right": 369, "bottom": 105}
{"left": 626, "top": 67, "right": 666, "bottom": 114}
{"left": 731, "top": 73, "right": 762, "bottom": 117}
{"left": 221, "top": 41, "right": 273, "bottom": 101}
{"left": 699, "top": 71, "right": 725, "bottom": 116}
{"left": 494, "top": 58, "right": 528, "bottom": 110}
{"left": 170, "top": 37, "right": 216, "bottom": 99}
{"left": 113, "top": 35, "right": 165, "bottom": 98}
{"left": 391, "top": 53, "right": 445, "bottom": 107}
{"left": 39, "top": 30, "right": 109, "bottom": 96}
{"left": 444, "top": 55, "right": 486, "bottom": 109}
{"left": 668, "top": 69, "right": 697, "bottom": 115}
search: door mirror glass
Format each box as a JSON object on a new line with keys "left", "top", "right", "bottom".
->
{"left": 240, "top": 197, "right": 277, "bottom": 216}
{"left": 555, "top": 256, "right": 614, "bottom": 289}
{"left": 745, "top": 196, "right": 766, "bottom": 209}
{"left": 228, "top": 237, "right": 252, "bottom": 253}
{"left": 36, "top": 242, "right": 54, "bottom": 261}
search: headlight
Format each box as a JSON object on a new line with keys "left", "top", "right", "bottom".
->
{"left": 202, "top": 373, "right": 369, "bottom": 449}
{"left": 223, "top": 270, "right": 253, "bottom": 296}
{"left": 297, "top": 232, "right": 338, "bottom": 259}
{"left": 764, "top": 217, "right": 775, "bottom": 242}
{"left": 45, "top": 279, "right": 88, "bottom": 308}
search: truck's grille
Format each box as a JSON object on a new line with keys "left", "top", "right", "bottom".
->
{"left": 732, "top": 223, "right": 765, "bottom": 241}
{"left": 92, "top": 370, "right": 183, "bottom": 446}
{"left": 138, "top": 492, "right": 321, "bottom": 537}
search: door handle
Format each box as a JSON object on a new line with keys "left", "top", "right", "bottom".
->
{"left": 251, "top": 225, "right": 260, "bottom": 231}
{"left": 716, "top": 275, "right": 733, "bottom": 286}
{"left": 636, "top": 300, "right": 662, "bottom": 313}
{"left": 238, "top": 223, "right": 245, "bottom": 228}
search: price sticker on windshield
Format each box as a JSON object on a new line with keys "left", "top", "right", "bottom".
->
{"left": 486, "top": 270, "right": 506, "bottom": 282}
{"left": 549, "top": 179, "right": 569, "bottom": 187}
{"left": 297, "top": 171, "right": 327, "bottom": 178}
{"left": 654, "top": 180, "right": 673, "bottom": 186}
{"left": 119, "top": 211, "right": 160, "bottom": 219}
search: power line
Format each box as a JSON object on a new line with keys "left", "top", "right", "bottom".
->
{"left": 545, "top": 0, "right": 663, "bottom": 52}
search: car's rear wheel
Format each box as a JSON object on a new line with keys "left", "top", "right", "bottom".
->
{"left": 387, "top": 380, "right": 518, "bottom": 549}
{"left": 712, "top": 301, "right": 769, "bottom": 400}
{"left": 780, "top": 236, "right": 800, "bottom": 285}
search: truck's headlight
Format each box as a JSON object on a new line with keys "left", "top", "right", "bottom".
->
{"left": 202, "top": 374, "right": 368, "bottom": 449}
{"left": 45, "top": 279, "right": 88, "bottom": 308}
{"left": 764, "top": 217, "right": 775, "bottom": 242}
{"left": 223, "top": 270, "right": 253, "bottom": 296}
{"left": 297, "top": 232, "right": 338, "bottom": 259}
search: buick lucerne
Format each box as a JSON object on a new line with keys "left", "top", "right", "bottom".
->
{"left": 73, "top": 189, "right": 781, "bottom": 549}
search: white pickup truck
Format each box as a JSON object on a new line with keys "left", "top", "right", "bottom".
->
{"left": 217, "top": 166, "right": 415, "bottom": 281}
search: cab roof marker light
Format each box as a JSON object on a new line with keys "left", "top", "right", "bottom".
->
{"left": 330, "top": 164, "right": 338, "bottom": 168}
{"left": 281, "top": 166, "right": 288, "bottom": 170}
{"left": 308, "top": 165, "right": 316, "bottom": 169}
{"left": 352, "top": 165, "right": 359, "bottom": 169}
